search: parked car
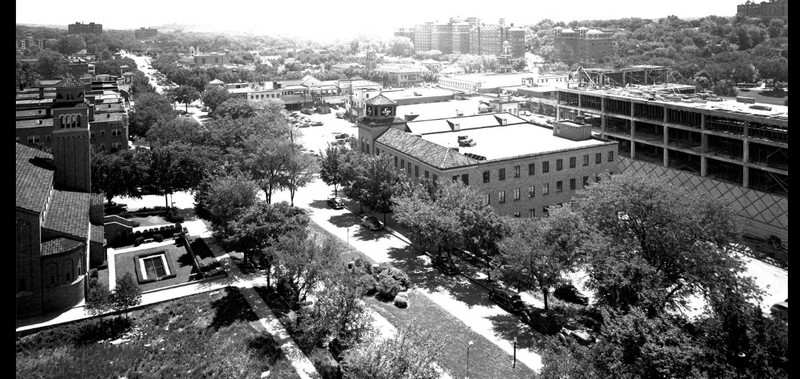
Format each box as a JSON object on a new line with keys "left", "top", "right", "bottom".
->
{"left": 327, "top": 197, "right": 345, "bottom": 210}
{"left": 771, "top": 299, "right": 788, "bottom": 322}
{"left": 361, "top": 215, "right": 384, "bottom": 231}
{"left": 312, "top": 121, "right": 323, "bottom": 126}
{"left": 553, "top": 284, "right": 589, "bottom": 306}
{"left": 335, "top": 133, "right": 349, "bottom": 140}
{"left": 488, "top": 287, "right": 525, "bottom": 314}
{"left": 432, "top": 255, "right": 460, "bottom": 276}
{"left": 301, "top": 108, "right": 312, "bottom": 115}
{"left": 559, "top": 326, "right": 596, "bottom": 345}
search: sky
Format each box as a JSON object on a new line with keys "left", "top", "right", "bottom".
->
{"left": 17, "top": 0, "right": 743, "bottom": 42}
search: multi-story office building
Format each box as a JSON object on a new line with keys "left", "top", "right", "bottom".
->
{"left": 135, "top": 27, "right": 158, "bottom": 40}
{"left": 452, "top": 22, "right": 471, "bottom": 54}
{"left": 432, "top": 23, "right": 453, "bottom": 54}
{"left": 737, "top": 0, "right": 787, "bottom": 17}
{"left": 553, "top": 27, "right": 613, "bottom": 65}
{"left": 507, "top": 27, "right": 526, "bottom": 58}
{"left": 414, "top": 22, "right": 433, "bottom": 51}
{"left": 404, "top": 18, "right": 524, "bottom": 57}
{"left": 68, "top": 22, "right": 103, "bottom": 35}
{"left": 394, "top": 27, "right": 415, "bottom": 42}
{"left": 357, "top": 95, "right": 618, "bottom": 218}
{"left": 555, "top": 81, "right": 788, "bottom": 247}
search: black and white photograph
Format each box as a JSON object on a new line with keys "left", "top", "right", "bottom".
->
{"left": 16, "top": 0, "right": 787, "bottom": 377}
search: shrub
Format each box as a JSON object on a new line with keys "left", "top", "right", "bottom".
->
{"left": 153, "top": 234, "right": 164, "bottom": 242}
{"left": 394, "top": 292, "right": 409, "bottom": 308}
{"left": 134, "top": 237, "right": 144, "bottom": 246}
{"left": 357, "top": 274, "right": 377, "bottom": 296}
{"left": 377, "top": 267, "right": 410, "bottom": 291}
{"left": 376, "top": 276, "right": 401, "bottom": 301}
{"left": 89, "top": 268, "right": 98, "bottom": 278}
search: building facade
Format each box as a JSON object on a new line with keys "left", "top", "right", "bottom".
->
{"left": 135, "top": 27, "right": 158, "bottom": 40}
{"left": 358, "top": 96, "right": 619, "bottom": 218}
{"left": 68, "top": 22, "right": 103, "bottom": 35}
{"left": 737, "top": 0, "right": 787, "bottom": 17}
{"left": 556, "top": 85, "right": 788, "bottom": 247}
{"left": 553, "top": 27, "right": 614, "bottom": 65}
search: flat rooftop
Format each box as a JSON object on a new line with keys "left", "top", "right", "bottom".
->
{"left": 382, "top": 87, "right": 457, "bottom": 102}
{"left": 563, "top": 86, "right": 788, "bottom": 120}
{"left": 420, "top": 121, "right": 607, "bottom": 161}
{"left": 17, "top": 118, "right": 53, "bottom": 128}
{"left": 442, "top": 72, "right": 535, "bottom": 89}
{"left": 397, "top": 96, "right": 498, "bottom": 122}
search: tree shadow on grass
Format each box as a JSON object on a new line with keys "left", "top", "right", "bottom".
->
{"left": 385, "top": 246, "right": 495, "bottom": 308}
{"left": 486, "top": 313, "right": 556, "bottom": 351}
{"left": 208, "top": 286, "right": 260, "bottom": 330}
{"left": 327, "top": 213, "right": 361, "bottom": 229}
{"left": 308, "top": 199, "right": 330, "bottom": 210}
{"left": 246, "top": 334, "right": 284, "bottom": 364}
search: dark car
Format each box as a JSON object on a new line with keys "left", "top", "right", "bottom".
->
{"left": 432, "top": 255, "right": 460, "bottom": 276}
{"left": 554, "top": 284, "right": 589, "bottom": 306}
{"left": 361, "top": 215, "right": 384, "bottom": 231}
{"left": 488, "top": 287, "right": 525, "bottom": 314}
{"left": 770, "top": 299, "right": 788, "bottom": 322}
{"left": 326, "top": 197, "right": 345, "bottom": 209}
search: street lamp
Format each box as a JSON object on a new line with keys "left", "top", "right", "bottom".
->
{"left": 466, "top": 340, "right": 474, "bottom": 379}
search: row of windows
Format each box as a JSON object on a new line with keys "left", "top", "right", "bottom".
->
{"left": 44, "top": 259, "right": 83, "bottom": 287}
{"left": 484, "top": 176, "right": 599, "bottom": 205}
{"left": 482, "top": 151, "right": 614, "bottom": 183}
{"left": 90, "top": 129, "right": 124, "bottom": 139}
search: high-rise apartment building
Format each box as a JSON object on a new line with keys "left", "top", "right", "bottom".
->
{"left": 68, "top": 22, "right": 103, "bottom": 35}
{"left": 737, "top": 0, "right": 787, "bottom": 18}
{"left": 135, "top": 27, "right": 158, "bottom": 40}
{"left": 553, "top": 27, "right": 613, "bottom": 65}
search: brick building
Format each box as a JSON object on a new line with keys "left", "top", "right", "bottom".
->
{"left": 553, "top": 27, "right": 614, "bottom": 65}
{"left": 357, "top": 95, "right": 618, "bottom": 218}
{"left": 68, "top": 22, "right": 103, "bottom": 35}
{"left": 737, "top": 0, "right": 787, "bottom": 18}
{"left": 135, "top": 27, "right": 158, "bottom": 40}
{"left": 403, "top": 18, "right": 525, "bottom": 58}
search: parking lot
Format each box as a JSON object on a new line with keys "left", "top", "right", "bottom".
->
{"left": 292, "top": 109, "right": 359, "bottom": 154}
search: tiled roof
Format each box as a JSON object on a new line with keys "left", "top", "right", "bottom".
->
{"left": 376, "top": 128, "right": 478, "bottom": 169}
{"left": 366, "top": 94, "right": 396, "bottom": 105}
{"left": 90, "top": 224, "right": 105, "bottom": 243}
{"left": 53, "top": 75, "right": 84, "bottom": 88}
{"left": 43, "top": 190, "right": 90, "bottom": 239}
{"left": 41, "top": 238, "right": 85, "bottom": 256}
{"left": 16, "top": 143, "right": 54, "bottom": 213}
{"left": 16, "top": 118, "right": 53, "bottom": 128}
{"left": 35, "top": 79, "right": 62, "bottom": 87}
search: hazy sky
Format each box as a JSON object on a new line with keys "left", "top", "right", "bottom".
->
{"left": 17, "top": 0, "right": 742, "bottom": 42}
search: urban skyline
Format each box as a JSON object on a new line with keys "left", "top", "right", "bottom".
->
{"left": 18, "top": 0, "right": 745, "bottom": 42}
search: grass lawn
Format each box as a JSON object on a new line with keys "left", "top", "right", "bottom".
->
{"left": 16, "top": 286, "right": 301, "bottom": 379}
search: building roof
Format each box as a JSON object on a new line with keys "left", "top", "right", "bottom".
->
{"left": 208, "top": 79, "right": 225, "bottom": 85}
{"left": 53, "top": 75, "right": 84, "bottom": 88}
{"left": 16, "top": 109, "right": 49, "bottom": 118}
{"left": 41, "top": 238, "right": 85, "bottom": 256}
{"left": 16, "top": 143, "right": 54, "bottom": 213}
{"left": 16, "top": 118, "right": 54, "bottom": 129}
{"left": 376, "top": 128, "right": 479, "bottom": 169}
{"left": 43, "top": 190, "right": 90, "bottom": 239}
{"left": 90, "top": 112, "right": 126, "bottom": 123}
{"left": 35, "top": 79, "right": 62, "bottom": 87}
{"left": 365, "top": 93, "right": 396, "bottom": 105}
{"left": 397, "top": 98, "right": 487, "bottom": 121}
{"left": 90, "top": 224, "right": 105, "bottom": 243}
{"left": 407, "top": 113, "right": 527, "bottom": 135}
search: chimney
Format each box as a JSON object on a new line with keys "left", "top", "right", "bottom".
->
{"left": 453, "top": 122, "right": 460, "bottom": 131}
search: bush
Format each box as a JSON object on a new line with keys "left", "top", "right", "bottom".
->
{"left": 134, "top": 236, "right": 144, "bottom": 246}
{"left": 89, "top": 268, "right": 98, "bottom": 278}
{"left": 376, "top": 276, "right": 401, "bottom": 302}
{"left": 394, "top": 292, "right": 409, "bottom": 308}
{"left": 377, "top": 267, "right": 410, "bottom": 291}
{"left": 357, "top": 274, "right": 377, "bottom": 296}
{"left": 153, "top": 234, "right": 164, "bottom": 242}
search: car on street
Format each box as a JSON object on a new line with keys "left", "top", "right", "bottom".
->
{"left": 327, "top": 197, "right": 345, "bottom": 209}
{"left": 312, "top": 121, "right": 323, "bottom": 126}
{"left": 488, "top": 286, "right": 525, "bottom": 314}
{"left": 361, "top": 215, "right": 384, "bottom": 231}
{"left": 335, "top": 133, "right": 349, "bottom": 140}
{"left": 554, "top": 284, "right": 589, "bottom": 305}
{"left": 432, "top": 255, "right": 460, "bottom": 276}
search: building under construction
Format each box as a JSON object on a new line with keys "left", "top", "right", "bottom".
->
{"left": 556, "top": 65, "right": 788, "bottom": 252}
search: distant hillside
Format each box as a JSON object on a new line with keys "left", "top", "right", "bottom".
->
{"left": 16, "top": 23, "right": 67, "bottom": 30}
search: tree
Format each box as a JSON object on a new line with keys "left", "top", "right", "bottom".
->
{"left": 167, "top": 85, "right": 201, "bottom": 113}
{"left": 270, "top": 233, "right": 343, "bottom": 308}
{"left": 283, "top": 150, "right": 318, "bottom": 207}
{"left": 91, "top": 149, "right": 148, "bottom": 204}
{"left": 145, "top": 116, "right": 207, "bottom": 146}
{"left": 341, "top": 324, "right": 445, "bottom": 379}
{"left": 200, "top": 85, "right": 231, "bottom": 115}
{"left": 392, "top": 179, "right": 461, "bottom": 256}
{"left": 498, "top": 205, "right": 594, "bottom": 311}
{"left": 194, "top": 171, "right": 260, "bottom": 234}
{"left": 113, "top": 272, "right": 142, "bottom": 319}
{"left": 241, "top": 135, "right": 294, "bottom": 204}
{"left": 129, "top": 92, "right": 177, "bottom": 137}
{"left": 85, "top": 278, "right": 114, "bottom": 316}
{"left": 36, "top": 50, "right": 66, "bottom": 79}
{"left": 319, "top": 144, "right": 346, "bottom": 196}
{"left": 387, "top": 37, "right": 415, "bottom": 57}
{"left": 342, "top": 153, "right": 400, "bottom": 221}
{"left": 145, "top": 142, "right": 209, "bottom": 209}
{"left": 214, "top": 97, "right": 259, "bottom": 120}
{"left": 56, "top": 35, "right": 87, "bottom": 55}
{"left": 573, "top": 172, "right": 754, "bottom": 316}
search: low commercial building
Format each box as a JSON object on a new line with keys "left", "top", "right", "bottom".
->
{"left": 357, "top": 95, "right": 618, "bottom": 218}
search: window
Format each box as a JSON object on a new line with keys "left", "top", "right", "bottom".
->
{"left": 514, "top": 211, "right": 521, "bottom": 218}
{"left": 583, "top": 176, "right": 589, "bottom": 187}
{"left": 556, "top": 159, "right": 563, "bottom": 171}
{"left": 583, "top": 154, "right": 589, "bottom": 166}
{"left": 569, "top": 157, "right": 576, "bottom": 168}
{"left": 433, "top": 174, "right": 438, "bottom": 182}
{"left": 498, "top": 191, "right": 505, "bottom": 203}
{"left": 141, "top": 254, "right": 169, "bottom": 280}
{"left": 483, "top": 170, "right": 490, "bottom": 183}
{"left": 452, "top": 175, "right": 459, "bottom": 182}
{"left": 543, "top": 183, "right": 550, "bottom": 195}
{"left": 556, "top": 181, "right": 563, "bottom": 192}
{"left": 401, "top": 159, "right": 405, "bottom": 169}
{"left": 570, "top": 178, "right": 576, "bottom": 190}
{"left": 499, "top": 168, "right": 506, "bottom": 181}
{"left": 528, "top": 163, "right": 535, "bottom": 175}
{"left": 483, "top": 193, "right": 490, "bottom": 205}
{"left": 112, "top": 129, "right": 122, "bottom": 137}
{"left": 99, "top": 144, "right": 105, "bottom": 150}
{"left": 461, "top": 174, "right": 469, "bottom": 185}
{"left": 596, "top": 152, "right": 602, "bottom": 164}
{"left": 112, "top": 142, "right": 122, "bottom": 150}
{"left": 394, "top": 156, "right": 398, "bottom": 167}
{"left": 27, "top": 135, "right": 40, "bottom": 145}
{"left": 513, "top": 188, "right": 520, "bottom": 200}
{"left": 100, "top": 130, "right": 105, "bottom": 137}
{"left": 608, "top": 151, "right": 614, "bottom": 162}
{"left": 513, "top": 165, "right": 520, "bottom": 178}
{"left": 414, "top": 165, "right": 419, "bottom": 178}
{"left": 407, "top": 164, "right": 412, "bottom": 175}
{"left": 529, "top": 209, "right": 535, "bottom": 218}
{"left": 47, "top": 263, "right": 58, "bottom": 286}
{"left": 543, "top": 206, "right": 549, "bottom": 216}
{"left": 90, "top": 132, "right": 95, "bottom": 140}
{"left": 424, "top": 170, "right": 429, "bottom": 178}
{"left": 542, "top": 161, "right": 549, "bottom": 173}
{"left": 528, "top": 185, "right": 536, "bottom": 198}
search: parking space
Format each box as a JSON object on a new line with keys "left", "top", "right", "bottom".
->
{"left": 293, "top": 110, "right": 359, "bottom": 153}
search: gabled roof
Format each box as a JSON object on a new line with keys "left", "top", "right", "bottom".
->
{"left": 16, "top": 143, "right": 54, "bottom": 213}
{"left": 375, "top": 128, "right": 478, "bottom": 169}
{"left": 43, "top": 190, "right": 90, "bottom": 239}
{"left": 41, "top": 238, "right": 85, "bottom": 256}
{"left": 53, "top": 75, "right": 84, "bottom": 88}
{"left": 365, "top": 93, "right": 396, "bottom": 106}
